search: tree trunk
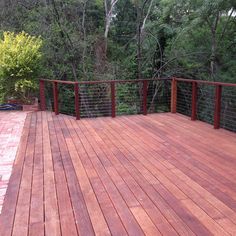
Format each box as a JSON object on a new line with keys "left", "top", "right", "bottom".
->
{"left": 137, "top": 6, "right": 142, "bottom": 80}
{"left": 209, "top": 13, "right": 219, "bottom": 81}
{"left": 210, "top": 29, "right": 217, "bottom": 80}
{"left": 104, "top": 0, "right": 120, "bottom": 56}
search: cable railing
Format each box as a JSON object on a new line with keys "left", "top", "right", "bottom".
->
{"left": 39, "top": 77, "right": 236, "bottom": 132}
{"left": 171, "top": 78, "right": 236, "bottom": 132}
{"left": 40, "top": 78, "right": 171, "bottom": 119}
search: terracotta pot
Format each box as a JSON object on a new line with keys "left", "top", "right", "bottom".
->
{"left": 22, "top": 104, "right": 39, "bottom": 111}
{"left": 22, "top": 98, "right": 39, "bottom": 111}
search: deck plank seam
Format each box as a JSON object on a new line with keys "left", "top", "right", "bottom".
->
{"left": 118, "top": 115, "right": 236, "bottom": 231}
{"left": 57, "top": 115, "right": 111, "bottom": 235}
{"left": 80, "top": 118, "right": 182, "bottom": 236}
{"left": 87, "top": 117, "right": 197, "bottom": 235}
{"left": 53, "top": 114, "right": 94, "bottom": 236}
{"left": 49, "top": 112, "right": 79, "bottom": 236}
{"left": 120, "top": 116, "right": 236, "bottom": 219}
{"left": 65, "top": 115, "right": 137, "bottom": 235}
{"left": 98, "top": 115, "right": 228, "bottom": 234}
{"left": 79, "top": 118, "right": 162, "bottom": 235}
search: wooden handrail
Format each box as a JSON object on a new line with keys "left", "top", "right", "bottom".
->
{"left": 41, "top": 79, "right": 78, "bottom": 85}
{"left": 174, "top": 78, "right": 236, "bottom": 87}
{"left": 171, "top": 78, "right": 236, "bottom": 129}
{"left": 40, "top": 78, "right": 171, "bottom": 85}
{"left": 40, "top": 78, "right": 171, "bottom": 119}
{"left": 40, "top": 77, "right": 236, "bottom": 87}
{"left": 40, "top": 78, "right": 170, "bottom": 119}
{"left": 39, "top": 77, "right": 236, "bottom": 130}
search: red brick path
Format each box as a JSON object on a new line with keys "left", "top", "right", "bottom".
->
{"left": 0, "top": 111, "right": 27, "bottom": 213}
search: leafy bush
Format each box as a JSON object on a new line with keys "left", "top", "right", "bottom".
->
{"left": 15, "top": 79, "right": 38, "bottom": 104}
{"left": 0, "top": 31, "right": 42, "bottom": 103}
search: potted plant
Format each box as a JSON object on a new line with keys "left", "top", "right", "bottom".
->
{"left": 14, "top": 79, "right": 39, "bottom": 111}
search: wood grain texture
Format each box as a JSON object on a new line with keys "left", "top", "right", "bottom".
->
{"left": 1, "top": 111, "right": 236, "bottom": 236}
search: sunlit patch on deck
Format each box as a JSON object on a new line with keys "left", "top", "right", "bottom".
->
{"left": 0, "top": 111, "right": 28, "bottom": 214}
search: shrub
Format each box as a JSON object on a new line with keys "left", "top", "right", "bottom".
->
{"left": 15, "top": 79, "right": 38, "bottom": 104}
{"left": 0, "top": 31, "right": 42, "bottom": 103}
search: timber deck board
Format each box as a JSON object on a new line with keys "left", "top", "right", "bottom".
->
{"left": 1, "top": 111, "right": 236, "bottom": 236}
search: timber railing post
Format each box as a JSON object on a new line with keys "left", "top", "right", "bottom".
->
{"left": 53, "top": 81, "right": 59, "bottom": 115}
{"left": 214, "top": 85, "right": 222, "bottom": 129}
{"left": 74, "top": 82, "right": 80, "bottom": 120}
{"left": 143, "top": 80, "right": 148, "bottom": 115}
{"left": 171, "top": 78, "right": 177, "bottom": 113}
{"left": 191, "top": 82, "right": 197, "bottom": 120}
{"left": 39, "top": 80, "right": 46, "bottom": 111}
{"left": 111, "top": 82, "right": 116, "bottom": 118}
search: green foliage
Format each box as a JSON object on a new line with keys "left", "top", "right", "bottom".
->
{"left": 117, "top": 103, "right": 138, "bottom": 114}
{"left": 15, "top": 79, "right": 38, "bottom": 104}
{"left": 0, "top": 0, "right": 235, "bottom": 115}
{"left": 0, "top": 31, "right": 42, "bottom": 102}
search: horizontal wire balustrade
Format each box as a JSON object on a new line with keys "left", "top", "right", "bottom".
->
{"left": 39, "top": 77, "right": 236, "bottom": 131}
{"left": 171, "top": 78, "right": 236, "bottom": 131}
{"left": 40, "top": 78, "right": 171, "bottom": 119}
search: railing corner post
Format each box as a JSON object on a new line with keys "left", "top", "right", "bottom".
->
{"left": 74, "top": 82, "right": 80, "bottom": 120}
{"left": 191, "top": 81, "right": 198, "bottom": 121}
{"left": 171, "top": 78, "right": 177, "bottom": 113}
{"left": 214, "top": 85, "right": 222, "bottom": 129}
{"left": 111, "top": 82, "right": 116, "bottom": 118}
{"left": 53, "top": 81, "right": 59, "bottom": 115}
{"left": 39, "top": 79, "right": 46, "bottom": 111}
{"left": 143, "top": 80, "right": 148, "bottom": 115}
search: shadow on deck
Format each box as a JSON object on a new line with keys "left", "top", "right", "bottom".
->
{"left": 1, "top": 111, "right": 236, "bottom": 236}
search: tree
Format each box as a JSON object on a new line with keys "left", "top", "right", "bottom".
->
{"left": 131, "top": 0, "right": 157, "bottom": 79}
{"left": 0, "top": 0, "right": 235, "bottom": 84}
{"left": 159, "top": 0, "right": 236, "bottom": 81}
{"left": 104, "top": 0, "right": 120, "bottom": 53}
{"left": 198, "top": 0, "right": 236, "bottom": 80}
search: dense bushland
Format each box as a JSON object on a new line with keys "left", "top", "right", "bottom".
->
{"left": 0, "top": 0, "right": 235, "bottom": 119}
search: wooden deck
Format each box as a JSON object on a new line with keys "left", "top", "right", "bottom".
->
{"left": 1, "top": 111, "right": 236, "bottom": 236}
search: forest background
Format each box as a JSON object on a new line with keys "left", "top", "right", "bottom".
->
{"left": 0, "top": 0, "right": 236, "bottom": 122}
{"left": 1, "top": 0, "right": 235, "bottom": 83}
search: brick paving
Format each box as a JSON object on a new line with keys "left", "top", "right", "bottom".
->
{"left": 0, "top": 111, "right": 27, "bottom": 214}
